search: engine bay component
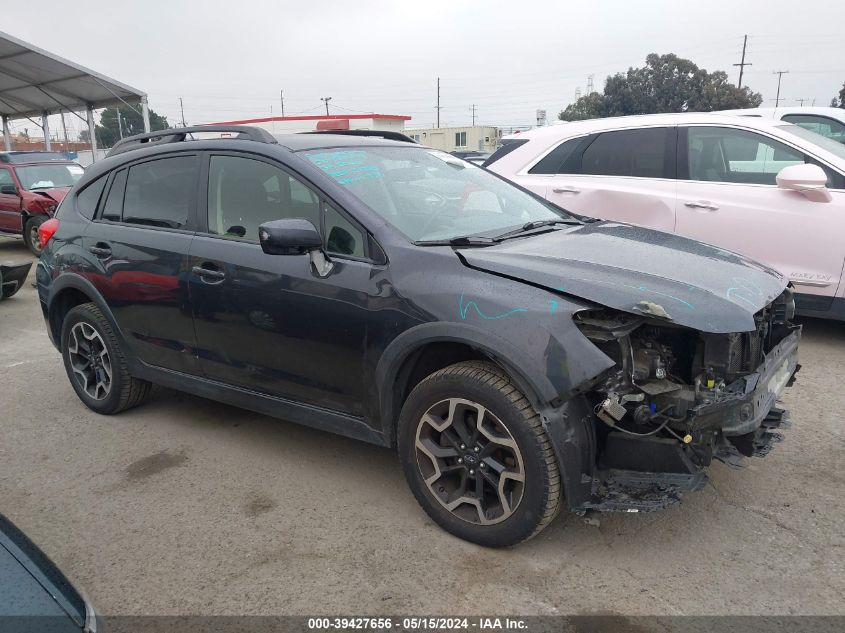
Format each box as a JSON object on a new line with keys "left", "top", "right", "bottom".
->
{"left": 596, "top": 395, "right": 627, "bottom": 427}
{"left": 573, "top": 293, "right": 800, "bottom": 512}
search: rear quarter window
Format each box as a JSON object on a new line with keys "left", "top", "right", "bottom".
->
{"left": 528, "top": 137, "right": 588, "bottom": 174}
{"left": 483, "top": 138, "right": 528, "bottom": 167}
{"left": 73, "top": 176, "right": 107, "bottom": 220}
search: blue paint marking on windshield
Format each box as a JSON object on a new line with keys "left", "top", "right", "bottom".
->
{"left": 459, "top": 293, "right": 528, "bottom": 321}
{"left": 305, "top": 150, "right": 383, "bottom": 186}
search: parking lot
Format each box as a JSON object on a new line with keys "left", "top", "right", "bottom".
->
{"left": 1, "top": 236, "right": 843, "bottom": 616}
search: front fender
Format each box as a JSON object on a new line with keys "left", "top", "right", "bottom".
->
{"left": 375, "top": 279, "right": 615, "bottom": 443}
{"left": 376, "top": 321, "right": 557, "bottom": 434}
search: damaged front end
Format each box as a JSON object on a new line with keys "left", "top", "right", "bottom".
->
{"left": 569, "top": 288, "right": 801, "bottom": 512}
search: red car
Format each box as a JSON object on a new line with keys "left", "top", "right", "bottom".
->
{"left": 0, "top": 151, "right": 84, "bottom": 255}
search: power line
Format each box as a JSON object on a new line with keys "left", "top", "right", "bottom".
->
{"left": 733, "top": 34, "right": 752, "bottom": 88}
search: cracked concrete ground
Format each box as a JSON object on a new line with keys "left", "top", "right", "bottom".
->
{"left": 1, "top": 238, "right": 842, "bottom": 616}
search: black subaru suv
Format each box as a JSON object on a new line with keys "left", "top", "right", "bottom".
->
{"left": 36, "top": 126, "right": 800, "bottom": 546}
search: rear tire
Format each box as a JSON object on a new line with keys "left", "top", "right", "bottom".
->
{"left": 398, "top": 361, "right": 562, "bottom": 547}
{"left": 61, "top": 303, "right": 151, "bottom": 414}
{"left": 23, "top": 215, "right": 45, "bottom": 256}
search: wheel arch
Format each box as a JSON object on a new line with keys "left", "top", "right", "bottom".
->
{"left": 47, "top": 275, "right": 132, "bottom": 364}
{"left": 375, "top": 322, "right": 561, "bottom": 448}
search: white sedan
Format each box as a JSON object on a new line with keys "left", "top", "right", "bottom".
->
{"left": 718, "top": 106, "right": 845, "bottom": 144}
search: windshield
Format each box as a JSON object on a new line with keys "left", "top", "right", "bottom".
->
{"left": 16, "top": 164, "right": 84, "bottom": 190}
{"left": 778, "top": 125, "right": 845, "bottom": 161}
{"left": 304, "top": 146, "right": 572, "bottom": 242}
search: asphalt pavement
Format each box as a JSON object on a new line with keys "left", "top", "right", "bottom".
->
{"left": 1, "top": 237, "right": 842, "bottom": 616}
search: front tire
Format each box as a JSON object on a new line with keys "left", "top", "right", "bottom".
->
{"left": 61, "top": 303, "right": 151, "bottom": 414}
{"left": 398, "top": 361, "right": 562, "bottom": 547}
{"left": 23, "top": 215, "right": 45, "bottom": 256}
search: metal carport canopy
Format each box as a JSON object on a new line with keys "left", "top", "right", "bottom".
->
{"left": 0, "top": 30, "right": 150, "bottom": 158}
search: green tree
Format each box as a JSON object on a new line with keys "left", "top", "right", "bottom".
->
{"left": 839, "top": 82, "right": 845, "bottom": 108}
{"left": 95, "top": 104, "right": 169, "bottom": 147}
{"left": 556, "top": 92, "right": 609, "bottom": 121}
{"left": 559, "top": 53, "right": 762, "bottom": 121}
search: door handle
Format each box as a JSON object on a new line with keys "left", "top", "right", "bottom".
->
{"left": 88, "top": 243, "right": 112, "bottom": 258}
{"left": 192, "top": 264, "right": 226, "bottom": 282}
{"left": 684, "top": 200, "right": 719, "bottom": 211}
{"left": 552, "top": 186, "right": 580, "bottom": 194}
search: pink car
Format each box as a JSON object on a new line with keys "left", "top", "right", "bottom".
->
{"left": 487, "top": 113, "right": 845, "bottom": 319}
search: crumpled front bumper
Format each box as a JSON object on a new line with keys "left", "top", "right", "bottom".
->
{"left": 579, "top": 327, "right": 801, "bottom": 513}
{"left": 687, "top": 326, "right": 801, "bottom": 437}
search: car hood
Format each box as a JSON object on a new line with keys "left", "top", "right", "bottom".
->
{"left": 29, "top": 187, "right": 69, "bottom": 203}
{"left": 458, "top": 222, "right": 787, "bottom": 333}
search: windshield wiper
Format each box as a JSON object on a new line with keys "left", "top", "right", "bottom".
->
{"left": 493, "top": 219, "right": 580, "bottom": 241}
{"left": 415, "top": 235, "right": 499, "bottom": 247}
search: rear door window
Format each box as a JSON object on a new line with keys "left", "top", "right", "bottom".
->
{"left": 122, "top": 156, "right": 198, "bottom": 229}
{"left": 580, "top": 128, "right": 671, "bottom": 178}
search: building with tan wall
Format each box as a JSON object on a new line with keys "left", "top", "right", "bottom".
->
{"left": 404, "top": 126, "right": 500, "bottom": 153}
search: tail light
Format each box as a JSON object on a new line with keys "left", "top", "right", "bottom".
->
{"left": 38, "top": 218, "right": 60, "bottom": 249}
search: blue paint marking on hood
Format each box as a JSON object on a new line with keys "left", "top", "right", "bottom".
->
{"left": 458, "top": 222, "right": 786, "bottom": 333}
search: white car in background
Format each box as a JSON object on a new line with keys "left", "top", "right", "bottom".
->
{"left": 485, "top": 113, "right": 845, "bottom": 319}
{"left": 719, "top": 106, "right": 845, "bottom": 144}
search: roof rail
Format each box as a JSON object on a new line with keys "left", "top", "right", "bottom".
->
{"left": 106, "top": 125, "right": 278, "bottom": 157}
{"left": 300, "top": 129, "right": 418, "bottom": 144}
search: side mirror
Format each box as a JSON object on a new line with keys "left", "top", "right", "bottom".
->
{"left": 258, "top": 218, "right": 322, "bottom": 255}
{"left": 0, "top": 184, "right": 18, "bottom": 195}
{"left": 258, "top": 218, "right": 335, "bottom": 278}
{"left": 776, "top": 164, "right": 832, "bottom": 203}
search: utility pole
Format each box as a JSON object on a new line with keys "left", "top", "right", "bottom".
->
{"left": 471, "top": 104, "right": 476, "bottom": 126}
{"left": 179, "top": 97, "right": 186, "bottom": 127}
{"left": 773, "top": 70, "right": 789, "bottom": 107}
{"left": 321, "top": 97, "right": 332, "bottom": 115}
{"left": 733, "top": 35, "right": 752, "bottom": 88}
{"left": 436, "top": 77, "right": 441, "bottom": 129}
{"left": 280, "top": 90, "right": 285, "bottom": 117}
{"left": 796, "top": 97, "right": 808, "bottom": 106}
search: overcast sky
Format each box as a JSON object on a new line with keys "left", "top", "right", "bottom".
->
{"left": 5, "top": 0, "right": 844, "bottom": 137}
